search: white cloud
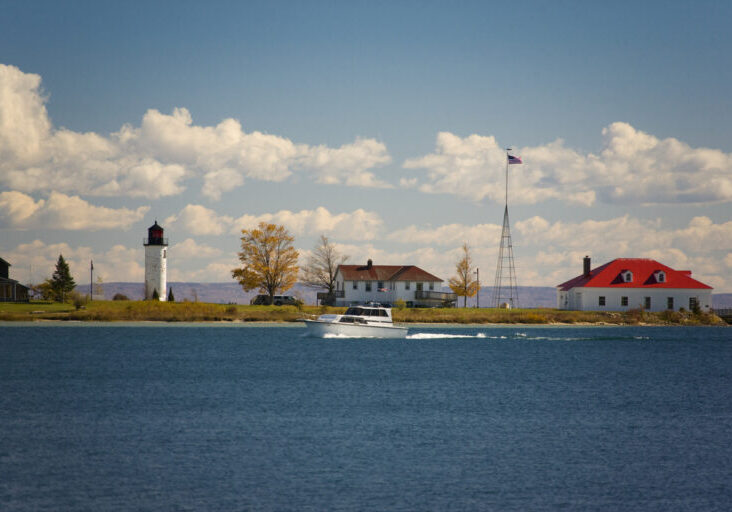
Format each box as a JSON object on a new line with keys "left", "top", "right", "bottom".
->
{"left": 300, "top": 138, "right": 392, "bottom": 187}
{"left": 0, "top": 190, "right": 149, "bottom": 230}
{"left": 165, "top": 204, "right": 384, "bottom": 240}
{"left": 405, "top": 123, "right": 732, "bottom": 205}
{"left": 0, "top": 65, "right": 393, "bottom": 199}
{"left": 231, "top": 206, "right": 384, "bottom": 240}
{"left": 5, "top": 240, "right": 143, "bottom": 284}
{"left": 170, "top": 238, "right": 223, "bottom": 259}
{"left": 165, "top": 204, "right": 234, "bottom": 236}
{"left": 387, "top": 222, "right": 502, "bottom": 247}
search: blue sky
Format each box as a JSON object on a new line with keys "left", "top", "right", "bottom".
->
{"left": 1, "top": 0, "right": 731, "bottom": 294}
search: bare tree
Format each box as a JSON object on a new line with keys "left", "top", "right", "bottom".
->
{"left": 301, "top": 235, "right": 349, "bottom": 304}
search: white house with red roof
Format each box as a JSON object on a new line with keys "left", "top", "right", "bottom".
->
{"left": 326, "top": 259, "right": 457, "bottom": 307}
{"left": 557, "top": 257, "right": 713, "bottom": 312}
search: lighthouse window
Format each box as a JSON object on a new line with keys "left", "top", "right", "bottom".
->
{"left": 163, "top": 250, "right": 167, "bottom": 258}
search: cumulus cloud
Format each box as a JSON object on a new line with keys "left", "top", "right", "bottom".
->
{"left": 5, "top": 240, "right": 144, "bottom": 284}
{"left": 0, "top": 191, "right": 149, "bottom": 230}
{"left": 0, "top": 65, "right": 392, "bottom": 200}
{"left": 231, "top": 206, "right": 384, "bottom": 240}
{"left": 170, "top": 238, "right": 223, "bottom": 259}
{"left": 164, "top": 205, "right": 234, "bottom": 236}
{"left": 165, "top": 204, "right": 384, "bottom": 240}
{"left": 387, "top": 222, "right": 502, "bottom": 247}
{"left": 405, "top": 123, "right": 732, "bottom": 205}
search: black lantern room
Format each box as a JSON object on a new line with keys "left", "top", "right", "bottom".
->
{"left": 144, "top": 221, "right": 168, "bottom": 246}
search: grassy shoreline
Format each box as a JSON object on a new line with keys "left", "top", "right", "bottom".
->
{"left": 0, "top": 300, "right": 726, "bottom": 326}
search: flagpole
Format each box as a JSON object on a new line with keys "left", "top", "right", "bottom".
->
{"left": 505, "top": 147, "right": 511, "bottom": 207}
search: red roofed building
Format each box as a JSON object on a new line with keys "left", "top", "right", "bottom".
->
{"left": 557, "top": 256, "right": 713, "bottom": 312}
{"left": 326, "top": 259, "right": 457, "bottom": 307}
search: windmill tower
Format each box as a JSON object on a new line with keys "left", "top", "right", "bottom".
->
{"left": 144, "top": 220, "right": 168, "bottom": 301}
{"left": 491, "top": 150, "right": 521, "bottom": 308}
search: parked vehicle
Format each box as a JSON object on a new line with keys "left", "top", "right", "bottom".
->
{"left": 250, "top": 294, "right": 298, "bottom": 306}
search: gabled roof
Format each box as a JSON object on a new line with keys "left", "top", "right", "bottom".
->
{"left": 338, "top": 264, "right": 443, "bottom": 282}
{"left": 557, "top": 258, "right": 712, "bottom": 291}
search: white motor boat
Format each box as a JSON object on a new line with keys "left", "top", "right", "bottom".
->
{"left": 302, "top": 303, "right": 407, "bottom": 338}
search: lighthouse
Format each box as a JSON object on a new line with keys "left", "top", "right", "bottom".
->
{"left": 144, "top": 220, "right": 168, "bottom": 301}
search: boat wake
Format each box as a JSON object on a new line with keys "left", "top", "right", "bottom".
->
{"left": 406, "top": 332, "right": 490, "bottom": 340}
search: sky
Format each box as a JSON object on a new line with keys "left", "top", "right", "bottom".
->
{"left": 1, "top": 0, "right": 731, "bottom": 295}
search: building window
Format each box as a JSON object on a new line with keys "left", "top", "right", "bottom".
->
{"left": 656, "top": 271, "right": 666, "bottom": 283}
{"left": 416, "top": 282, "right": 423, "bottom": 292}
{"left": 621, "top": 296, "right": 629, "bottom": 306}
{"left": 689, "top": 297, "right": 699, "bottom": 310}
{"left": 598, "top": 296, "right": 606, "bottom": 306}
{"left": 365, "top": 281, "right": 372, "bottom": 292}
{"left": 644, "top": 297, "right": 651, "bottom": 309}
{"left": 667, "top": 297, "right": 674, "bottom": 310}
{"left": 429, "top": 282, "right": 434, "bottom": 291}
{"left": 377, "top": 281, "right": 384, "bottom": 290}
{"left": 353, "top": 281, "right": 358, "bottom": 290}
{"left": 623, "top": 271, "right": 633, "bottom": 283}
{"left": 405, "top": 282, "right": 410, "bottom": 290}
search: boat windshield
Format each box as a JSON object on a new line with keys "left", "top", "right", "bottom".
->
{"left": 344, "top": 307, "right": 389, "bottom": 317}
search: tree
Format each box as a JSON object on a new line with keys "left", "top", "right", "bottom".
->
{"left": 301, "top": 235, "right": 348, "bottom": 304}
{"left": 448, "top": 243, "right": 479, "bottom": 307}
{"left": 50, "top": 254, "right": 76, "bottom": 302}
{"left": 152, "top": 289, "right": 159, "bottom": 300}
{"left": 167, "top": 287, "right": 175, "bottom": 302}
{"left": 232, "top": 222, "right": 299, "bottom": 304}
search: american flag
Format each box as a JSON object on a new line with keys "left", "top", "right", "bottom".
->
{"left": 508, "top": 155, "right": 522, "bottom": 164}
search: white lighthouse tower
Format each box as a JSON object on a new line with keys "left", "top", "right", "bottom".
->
{"left": 144, "top": 220, "right": 168, "bottom": 301}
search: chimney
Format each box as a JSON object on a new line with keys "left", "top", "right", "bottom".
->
{"left": 583, "top": 256, "right": 591, "bottom": 277}
{"left": 367, "top": 259, "right": 373, "bottom": 269}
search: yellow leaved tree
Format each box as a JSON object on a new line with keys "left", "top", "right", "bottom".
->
{"left": 448, "top": 243, "right": 479, "bottom": 307}
{"left": 232, "top": 222, "right": 299, "bottom": 304}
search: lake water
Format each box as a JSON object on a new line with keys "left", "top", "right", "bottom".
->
{"left": 1, "top": 323, "right": 730, "bottom": 511}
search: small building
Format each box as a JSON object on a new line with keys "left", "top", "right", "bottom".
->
{"left": 0, "top": 257, "right": 30, "bottom": 302}
{"left": 144, "top": 221, "right": 168, "bottom": 301}
{"left": 322, "top": 259, "right": 457, "bottom": 307}
{"left": 557, "top": 256, "right": 712, "bottom": 312}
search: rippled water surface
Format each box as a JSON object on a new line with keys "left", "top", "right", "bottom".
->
{"left": 2, "top": 323, "right": 731, "bottom": 511}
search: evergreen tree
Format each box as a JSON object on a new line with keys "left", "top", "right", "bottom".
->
{"left": 167, "top": 287, "right": 175, "bottom": 302}
{"left": 50, "top": 254, "right": 76, "bottom": 302}
{"left": 152, "top": 289, "right": 159, "bottom": 300}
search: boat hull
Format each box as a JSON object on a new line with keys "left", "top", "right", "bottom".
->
{"left": 303, "top": 319, "right": 407, "bottom": 338}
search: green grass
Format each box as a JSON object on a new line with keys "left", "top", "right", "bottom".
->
{"left": 0, "top": 300, "right": 725, "bottom": 325}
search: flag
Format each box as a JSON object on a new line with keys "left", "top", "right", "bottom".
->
{"left": 508, "top": 155, "right": 522, "bottom": 164}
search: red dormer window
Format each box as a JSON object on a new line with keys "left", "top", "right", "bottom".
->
{"left": 622, "top": 270, "right": 633, "bottom": 283}
{"left": 654, "top": 271, "right": 666, "bottom": 283}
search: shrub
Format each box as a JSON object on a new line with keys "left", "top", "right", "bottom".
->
{"left": 113, "top": 293, "right": 130, "bottom": 301}
{"left": 394, "top": 299, "right": 407, "bottom": 310}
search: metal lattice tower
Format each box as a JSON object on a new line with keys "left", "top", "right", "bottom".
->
{"left": 491, "top": 151, "right": 520, "bottom": 308}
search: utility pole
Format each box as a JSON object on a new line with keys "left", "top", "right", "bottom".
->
{"left": 90, "top": 260, "right": 93, "bottom": 301}
{"left": 475, "top": 268, "right": 480, "bottom": 308}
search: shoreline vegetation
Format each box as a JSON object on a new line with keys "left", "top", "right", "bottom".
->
{"left": 0, "top": 300, "right": 726, "bottom": 326}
